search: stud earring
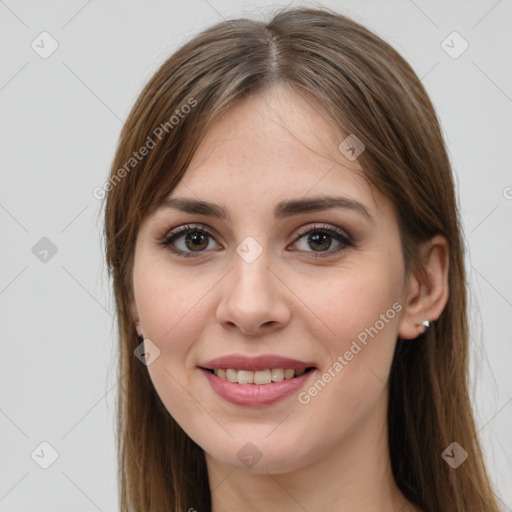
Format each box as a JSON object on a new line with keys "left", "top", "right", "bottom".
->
{"left": 421, "top": 320, "right": 430, "bottom": 328}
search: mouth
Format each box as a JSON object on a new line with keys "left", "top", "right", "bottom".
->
{"left": 198, "top": 354, "right": 318, "bottom": 406}
{"left": 201, "top": 367, "right": 316, "bottom": 385}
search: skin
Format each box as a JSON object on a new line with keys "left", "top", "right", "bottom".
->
{"left": 131, "top": 83, "right": 449, "bottom": 512}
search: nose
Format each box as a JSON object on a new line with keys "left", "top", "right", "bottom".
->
{"left": 215, "top": 249, "right": 291, "bottom": 336}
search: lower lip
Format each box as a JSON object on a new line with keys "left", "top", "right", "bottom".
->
{"left": 200, "top": 368, "right": 316, "bottom": 406}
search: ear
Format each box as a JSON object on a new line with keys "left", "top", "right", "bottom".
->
{"left": 398, "top": 235, "right": 449, "bottom": 340}
{"left": 130, "top": 299, "right": 144, "bottom": 338}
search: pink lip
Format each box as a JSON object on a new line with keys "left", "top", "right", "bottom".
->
{"left": 200, "top": 354, "right": 316, "bottom": 371}
{"left": 200, "top": 367, "right": 317, "bottom": 407}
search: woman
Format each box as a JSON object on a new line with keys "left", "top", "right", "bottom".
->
{"left": 104, "top": 7, "right": 501, "bottom": 511}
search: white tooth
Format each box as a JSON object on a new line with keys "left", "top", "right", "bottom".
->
{"left": 270, "top": 368, "right": 285, "bottom": 382}
{"left": 237, "top": 370, "right": 254, "bottom": 384}
{"left": 253, "top": 369, "right": 272, "bottom": 385}
{"left": 221, "top": 368, "right": 301, "bottom": 384}
{"left": 284, "top": 368, "right": 295, "bottom": 380}
{"left": 226, "top": 369, "right": 238, "bottom": 383}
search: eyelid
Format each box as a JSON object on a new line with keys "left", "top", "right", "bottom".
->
{"left": 161, "top": 223, "right": 214, "bottom": 242}
{"left": 294, "top": 223, "right": 351, "bottom": 243}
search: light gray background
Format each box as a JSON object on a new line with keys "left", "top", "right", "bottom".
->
{"left": 1, "top": 0, "right": 511, "bottom": 510}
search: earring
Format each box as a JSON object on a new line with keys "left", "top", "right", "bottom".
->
{"left": 421, "top": 320, "right": 430, "bottom": 328}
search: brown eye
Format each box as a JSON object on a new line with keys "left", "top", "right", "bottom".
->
{"left": 183, "top": 231, "right": 209, "bottom": 251}
{"left": 291, "top": 224, "right": 353, "bottom": 257}
{"left": 161, "top": 223, "right": 353, "bottom": 259}
{"left": 162, "top": 224, "right": 221, "bottom": 257}
{"left": 305, "top": 232, "right": 332, "bottom": 251}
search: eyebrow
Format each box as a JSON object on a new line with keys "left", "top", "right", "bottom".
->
{"left": 159, "top": 195, "right": 374, "bottom": 223}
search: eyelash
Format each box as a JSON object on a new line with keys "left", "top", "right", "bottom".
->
{"left": 160, "top": 223, "right": 354, "bottom": 259}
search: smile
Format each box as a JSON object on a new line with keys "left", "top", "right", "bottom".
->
{"left": 199, "top": 354, "right": 318, "bottom": 406}
{"left": 210, "top": 367, "right": 314, "bottom": 384}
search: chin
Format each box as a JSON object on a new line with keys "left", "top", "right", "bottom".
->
{"left": 202, "top": 430, "right": 319, "bottom": 475}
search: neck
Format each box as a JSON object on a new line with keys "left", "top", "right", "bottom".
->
{"left": 205, "top": 392, "right": 420, "bottom": 512}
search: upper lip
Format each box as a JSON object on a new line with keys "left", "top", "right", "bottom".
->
{"left": 200, "top": 354, "right": 317, "bottom": 371}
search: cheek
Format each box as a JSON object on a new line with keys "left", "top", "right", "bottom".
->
{"left": 132, "top": 261, "right": 220, "bottom": 421}
{"left": 133, "top": 261, "right": 214, "bottom": 350}
{"left": 132, "top": 264, "right": 212, "bottom": 429}
{"left": 303, "top": 260, "right": 403, "bottom": 353}
{"left": 296, "top": 259, "right": 403, "bottom": 415}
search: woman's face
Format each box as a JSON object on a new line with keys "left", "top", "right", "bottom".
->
{"left": 131, "top": 84, "right": 409, "bottom": 474}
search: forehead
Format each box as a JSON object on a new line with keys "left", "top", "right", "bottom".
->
{"left": 167, "top": 84, "right": 388, "bottom": 221}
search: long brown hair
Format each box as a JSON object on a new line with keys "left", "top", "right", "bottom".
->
{"left": 104, "top": 7, "right": 501, "bottom": 511}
